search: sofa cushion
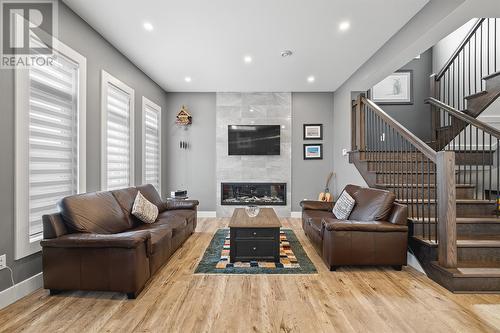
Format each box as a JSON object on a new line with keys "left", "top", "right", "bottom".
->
{"left": 136, "top": 184, "right": 163, "bottom": 210}
{"left": 156, "top": 213, "right": 188, "bottom": 236}
{"left": 111, "top": 187, "right": 139, "bottom": 227}
{"left": 348, "top": 187, "right": 395, "bottom": 221}
{"left": 132, "top": 192, "right": 159, "bottom": 224}
{"left": 333, "top": 190, "right": 356, "bottom": 220}
{"left": 323, "top": 219, "right": 408, "bottom": 232}
{"left": 60, "top": 191, "right": 130, "bottom": 234}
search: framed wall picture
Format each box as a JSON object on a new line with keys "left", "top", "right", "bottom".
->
{"left": 370, "top": 70, "right": 413, "bottom": 105}
{"left": 303, "top": 124, "right": 323, "bottom": 140}
{"left": 303, "top": 144, "right": 323, "bottom": 160}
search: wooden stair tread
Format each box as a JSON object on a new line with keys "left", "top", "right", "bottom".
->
{"left": 430, "top": 261, "right": 500, "bottom": 278}
{"left": 409, "top": 216, "right": 500, "bottom": 224}
{"left": 483, "top": 70, "right": 500, "bottom": 80}
{"left": 397, "top": 199, "right": 493, "bottom": 204}
{"left": 377, "top": 183, "right": 475, "bottom": 188}
{"left": 413, "top": 235, "right": 500, "bottom": 247}
{"left": 465, "top": 90, "right": 488, "bottom": 100}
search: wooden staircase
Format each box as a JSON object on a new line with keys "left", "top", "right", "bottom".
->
{"left": 349, "top": 18, "right": 500, "bottom": 292}
{"left": 350, "top": 93, "right": 500, "bottom": 292}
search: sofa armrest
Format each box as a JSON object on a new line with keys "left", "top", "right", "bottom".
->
{"left": 43, "top": 213, "right": 68, "bottom": 239}
{"left": 161, "top": 199, "right": 199, "bottom": 212}
{"left": 300, "top": 200, "right": 334, "bottom": 211}
{"left": 41, "top": 230, "right": 152, "bottom": 254}
{"left": 388, "top": 203, "right": 408, "bottom": 225}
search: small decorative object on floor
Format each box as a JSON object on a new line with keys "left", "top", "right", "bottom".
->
{"left": 176, "top": 105, "right": 192, "bottom": 126}
{"left": 245, "top": 205, "right": 260, "bottom": 217}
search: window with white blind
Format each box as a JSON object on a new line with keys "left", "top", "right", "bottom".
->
{"left": 15, "top": 39, "right": 87, "bottom": 259}
{"left": 101, "top": 71, "right": 135, "bottom": 190}
{"left": 142, "top": 97, "right": 162, "bottom": 193}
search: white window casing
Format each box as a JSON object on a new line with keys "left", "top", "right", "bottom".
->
{"left": 15, "top": 39, "right": 87, "bottom": 259}
{"left": 142, "top": 97, "right": 162, "bottom": 193}
{"left": 101, "top": 70, "right": 135, "bottom": 190}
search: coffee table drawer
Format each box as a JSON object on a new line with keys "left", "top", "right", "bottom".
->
{"left": 233, "top": 240, "right": 276, "bottom": 259}
{"left": 233, "top": 228, "right": 276, "bottom": 239}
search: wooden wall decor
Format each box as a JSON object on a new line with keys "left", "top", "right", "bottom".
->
{"left": 176, "top": 105, "right": 192, "bottom": 126}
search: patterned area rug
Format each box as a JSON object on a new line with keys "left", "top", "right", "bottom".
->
{"left": 195, "top": 229, "right": 317, "bottom": 274}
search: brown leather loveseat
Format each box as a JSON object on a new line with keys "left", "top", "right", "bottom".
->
{"left": 301, "top": 184, "right": 408, "bottom": 271}
{"left": 41, "top": 184, "right": 198, "bottom": 299}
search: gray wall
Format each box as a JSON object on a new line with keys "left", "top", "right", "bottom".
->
{"left": 163, "top": 93, "right": 216, "bottom": 211}
{"left": 0, "top": 1, "right": 168, "bottom": 292}
{"left": 163, "top": 92, "right": 334, "bottom": 213}
{"left": 291, "top": 93, "right": 334, "bottom": 211}
{"left": 378, "top": 48, "right": 433, "bottom": 141}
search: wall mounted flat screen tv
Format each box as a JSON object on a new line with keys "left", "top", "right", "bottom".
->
{"left": 228, "top": 125, "right": 280, "bottom": 155}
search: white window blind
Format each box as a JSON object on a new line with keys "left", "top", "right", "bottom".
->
{"left": 28, "top": 53, "right": 79, "bottom": 239}
{"left": 102, "top": 71, "right": 134, "bottom": 190}
{"left": 142, "top": 98, "right": 161, "bottom": 193}
{"left": 15, "top": 37, "right": 86, "bottom": 259}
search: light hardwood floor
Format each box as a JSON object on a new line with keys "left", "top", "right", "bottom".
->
{"left": 1, "top": 218, "right": 500, "bottom": 332}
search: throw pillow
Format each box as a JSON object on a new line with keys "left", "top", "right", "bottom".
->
{"left": 332, "top": 191, "right": 356, "bottom": 220}
{"left": 132, "top": 191, "right": 159, "bottom": 224}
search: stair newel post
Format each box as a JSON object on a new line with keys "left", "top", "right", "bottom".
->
{"left": 429, "top": 74, "right": 439, "bottom": 143}
{"left": 436, "top": 151, "right": 457, "bottom": 268}
{"left": 356, "top": 95, "right": 366, "bottom": 152}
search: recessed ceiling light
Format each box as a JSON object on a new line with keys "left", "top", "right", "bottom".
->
{"left": 143, "top": 22, "right": 154, "bottom": 31}
{"left": 307, "top": 76, "right": 315, "bottom": 83}
{"left": 281, "top": 50, "right": 293, "bottom": 57}
{"left": 184, "top": 76, "right": 192, "bottom": 82}
{"left": 339, "top": 21, "right": 350, "bottom": 31}
{"left": 244, "top": 55, "right": 253, "bottom": 63}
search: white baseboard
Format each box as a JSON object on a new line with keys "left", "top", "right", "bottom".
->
{"left": 290, "top": 211, "right": 302, "bottom": 218}
{"left": 198, "top": 211, "right": 216, "bottom": 218}
{"left": 0, "top": 272, "right": 43, "bottom": 310}
{"left": 407, "top": 251, "right": 425, "bottom": 274}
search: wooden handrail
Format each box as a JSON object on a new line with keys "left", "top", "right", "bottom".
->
{"left": 426, "top": 97, "right": 500, "bottom": 139}
{"left": 362, "top": 97, "right": 437, "bottom": 162}
{"left": 436, "top": 18, "right": 485, "bottom": 80}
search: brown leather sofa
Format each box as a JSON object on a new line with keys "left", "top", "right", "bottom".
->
{"left": 41, "top": 184, "right": 198, "bottom": 299}
{"left": 301, "top": 184, "right": 408, "bottom": 271}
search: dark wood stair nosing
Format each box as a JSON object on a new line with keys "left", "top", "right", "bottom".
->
{"left": 430, "top": 261, "right": 500, "bottom": 279}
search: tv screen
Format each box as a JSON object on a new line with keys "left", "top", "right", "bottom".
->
{"left": 228, "top": 125, "right": 280, "bottom": 155}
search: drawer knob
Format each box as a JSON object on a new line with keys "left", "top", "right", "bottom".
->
{"left": 253, "top": 247, "right": 257, "bottom": 251}
{"left": 253, "top": 232, "right": 257, "bottom": 236}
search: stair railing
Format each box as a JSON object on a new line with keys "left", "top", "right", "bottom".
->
{"left": 427, "top": 98, "right": 500, "bottom": 210}
{"left": 352, "top": 95, "right": 457, "bottom": 267}
{"left": 431, "top": 18, "right": 499, "bottom": 112}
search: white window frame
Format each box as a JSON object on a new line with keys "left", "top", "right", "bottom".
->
{"left": 101, "top": 70, "right": 135, "bottom": 190}
{"left": 141, "top": 97, "right": 162, "bottom": 193}
{"left": 15, "top": 39, "right": 87, "bottom": 259}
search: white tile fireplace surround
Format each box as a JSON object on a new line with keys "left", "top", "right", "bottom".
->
{"left": 216, "top": 93, "right": 291, "bottom": 217}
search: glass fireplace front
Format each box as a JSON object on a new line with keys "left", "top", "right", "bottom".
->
{"left": 221, "top": 182, "right": 286, "bottom": 206}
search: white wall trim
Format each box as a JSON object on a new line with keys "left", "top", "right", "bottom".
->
{"left": 101, "top": 70, "right": 135, "bottom": 190}
{"left": 290, "top": 211, "right": 302, "bottom": 218}
{"left": 0, "top": 272, "right": 43, "bottom": 310}
{"left": 197, "top": 211, "right": 216, "bottom": 218}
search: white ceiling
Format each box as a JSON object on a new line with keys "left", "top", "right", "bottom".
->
{"left": 63, "top": 0, "right": 429, "bottom": 92}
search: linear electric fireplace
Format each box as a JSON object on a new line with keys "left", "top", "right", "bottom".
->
{"left": 221, "top": 182, "right": 286, "bottom": 206}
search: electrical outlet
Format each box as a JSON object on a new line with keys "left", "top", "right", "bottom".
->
{"left": 342, "top": 148, "right": 348, "bottom": 156}
{"left": 0, "top": 254, "right": 6, "bottom": 270}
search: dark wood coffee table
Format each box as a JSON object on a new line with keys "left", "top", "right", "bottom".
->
{"left": 229, "top": 208, "right": 282, "bottom": 263}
